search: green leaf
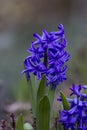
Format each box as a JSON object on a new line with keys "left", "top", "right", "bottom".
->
{"left": 24, "top": 123, "right": 34, "bottom": 130}
{"left": 48, "top": 87, "right": 55, "bottom": 109}
{"left": 27, "top": 74, "right": 41, "bottom": 116}
{"left": 37, "top": 96, "right": 50, "bottom": 130}
{"left": 16, "top": 114, "right": 24, "bottom": 130}
{"left": 27, "top": 78, "right": 36, "bottom": 116}
{"left": 37, "top": 75, "right": 46, "bottom": 103}
{"left": 60, "top": 91, "right": 70, "bottom": 110}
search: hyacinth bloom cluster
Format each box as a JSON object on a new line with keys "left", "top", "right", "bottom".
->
{"left": 58, "top": 84, "right": 87, "bottom": 130}
{"left": 23, "top": 24, "right": 70, "bottom": 88}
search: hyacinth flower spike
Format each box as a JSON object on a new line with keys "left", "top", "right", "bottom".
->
{"left": 22, "top": 24, "right": 70, "bottom": 130}
{"left": 23, "top": 24, "right": 70, "bottom": 88}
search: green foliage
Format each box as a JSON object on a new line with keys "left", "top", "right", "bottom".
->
{"left": 16, "top": 114, "right": 34, "bottom": 130}
{"left": 16, "top": 114, "right": 24, "bottom": 130}
{"left": 60, "top": 91, "right": 70, "bottom": 110}
{"left": 36, "top": 76, "right": 50, "bottom": 130}
{"left": 37, "top": 75, "right": 47, "bottom": 103}
{"left": 13, "top": 74, "right": 71, "bottom": 130}
{"left": 27, "top": 75, "right": 37, "bottom": 117}
{"left": 48, "top": 88, "right": 55, "bottom": 109}
{"left": 37, "top": 96, "right": 50, "bottom": 130}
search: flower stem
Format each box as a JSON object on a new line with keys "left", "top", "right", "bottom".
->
{"left": 44, "top": 50, "right": 48, "bottom": 68}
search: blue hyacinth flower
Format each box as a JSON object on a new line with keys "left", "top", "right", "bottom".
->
{"left": 22, "top": 24, "right": 70, "bottom": 89}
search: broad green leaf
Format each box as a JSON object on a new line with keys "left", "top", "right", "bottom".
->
{"left": 37, "top": 96, "right": 50, "bottom": 130}
{"left": 37, "top": 75, "right": 46, "bottom": 103}
{"left": 27, "top": 74, "right": 40, "bottom": 116}
{"left": 60, "top": 91, "right": 70, "bottom": 110}
{"left": 24, "top": 123, "right": 34, "bottom": 130}
{"left": 48, "top": 87, "right": 55, "bottom": 109}
{"left": 27, "top": 78, "right": 36, "bottom": 116}
{"left": 16, "top": 114, "right": 24, "bottom": 130}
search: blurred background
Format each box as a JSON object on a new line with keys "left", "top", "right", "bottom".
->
{"left": 0, "top": 0, "right": 87, "bottom": 119}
